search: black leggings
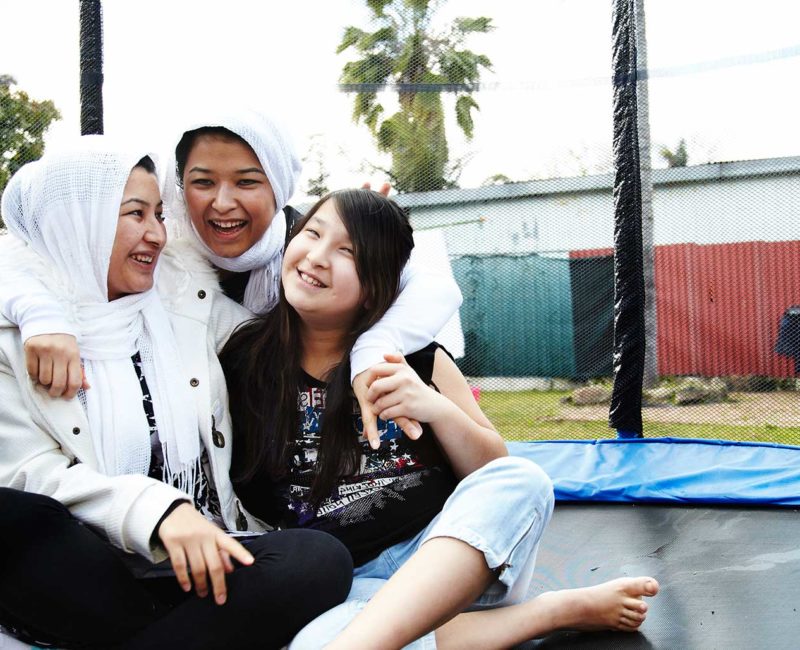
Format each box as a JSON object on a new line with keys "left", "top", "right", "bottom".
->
{"left": 0, "top": 488, "right": 353, "bottom": 650}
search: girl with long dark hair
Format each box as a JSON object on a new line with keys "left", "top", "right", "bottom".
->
{"left": 221, "top": 189, "right": 659, "bottom": 649}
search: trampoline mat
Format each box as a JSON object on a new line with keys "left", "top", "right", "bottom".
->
{"left": 518, "top": 503, "right": 800, "bottom": 649}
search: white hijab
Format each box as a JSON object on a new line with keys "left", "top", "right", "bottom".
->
{"left": 163, "top": 107, "right": 302, "bottom": 314}
{"left": 1, "top": 137, "right": 200, "bottom": 492}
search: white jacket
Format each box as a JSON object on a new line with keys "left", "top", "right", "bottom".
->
{"left": 0, "top": 240, "right": 264, "bottom": 562}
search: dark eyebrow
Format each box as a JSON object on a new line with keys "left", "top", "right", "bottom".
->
{"left": 187, "top": 166, "right": 266, "bottom": 176}
{"left": 121, "top": 198, "right": 163, "bottom": 207}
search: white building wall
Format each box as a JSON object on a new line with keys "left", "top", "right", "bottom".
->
{"left": 400, "top": 159, "right": 800, "bottom": 256}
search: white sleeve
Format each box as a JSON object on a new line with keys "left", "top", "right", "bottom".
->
{"left": 349, "top": 258, "right": 463, "bottom": 381}
{"left": 0, "top": 237, "right": 77, "bottom": 341}
{"left": 0, "top": 355, "right": 187, "bottom": 562}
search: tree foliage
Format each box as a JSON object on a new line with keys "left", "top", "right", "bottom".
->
{"left": 659, "top": 138, "right": 688, "bottom": 168}
{"left": 0, "top": 76, "right": 61, "bottom": 227}
{"left": 338, "top": 0, "right": 493, "bottom": 193}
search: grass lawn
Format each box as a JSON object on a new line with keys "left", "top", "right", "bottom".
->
{"left": 479, "top": 390, "right": 800, "bottom": 446}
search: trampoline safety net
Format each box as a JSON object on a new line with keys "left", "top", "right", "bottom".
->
{"left": 2, "top": 0, "right": 799, "bottom": 446}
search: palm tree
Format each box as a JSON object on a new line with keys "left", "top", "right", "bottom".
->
{"left": 337, "top": 0, "right": 493, "bottom": 192}
{"left": 659, "top": 138, "right": 689, "bottom": 168}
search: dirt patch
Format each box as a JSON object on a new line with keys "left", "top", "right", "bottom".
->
{"left": 558, "top": 392, "right": 800, "bottom": 427}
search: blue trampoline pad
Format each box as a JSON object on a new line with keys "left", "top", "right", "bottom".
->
{"left": 508, "top": 439, "right": 800, "bottom": 505}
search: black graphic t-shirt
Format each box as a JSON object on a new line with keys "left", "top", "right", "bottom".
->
{"left": 132, "top": 352, "right": 223, "bottom": 527}
{"left": 262, "top": 343, "right": 457, "bottom": 566}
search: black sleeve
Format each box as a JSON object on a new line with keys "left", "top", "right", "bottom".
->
{"left": 404, "top": 342, "right": 453, "bottom": 385}
{"left": 149, "top": 498, "right": 192, "bottom": 545}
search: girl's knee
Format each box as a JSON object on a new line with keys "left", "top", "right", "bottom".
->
{"left": 482, "top": 456, "right": 554, "bottom": 504}
{"left": 288, "top": 529, "right": 353, "bottom": 580}
{"left": 251, "top": 529, "right": 353, "bottom": 603}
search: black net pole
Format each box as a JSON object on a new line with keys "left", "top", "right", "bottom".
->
{"left": 609, "top": 0, "right": 645, "bottom": 437}
{"left": 79, "top": 0, "right": 104, "bottom": 135}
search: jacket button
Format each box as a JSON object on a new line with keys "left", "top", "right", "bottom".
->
{"left": 190, "top": 378, "right": 199, "bottom": 387}
{"left": 212, "top": 429, "right": 226, "bottom": 448}
{"left": 72, "top": 427, "right": 81, "bottom": 435}
{"left": 236, "top": 507, "right": 248, "bottom": 531}
{"left": 197, "top": 290, "right": 207, "bottom": 299}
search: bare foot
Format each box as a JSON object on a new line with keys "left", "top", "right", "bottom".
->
{"left": 534, "top": 576, "right": 659, "bottom": 633}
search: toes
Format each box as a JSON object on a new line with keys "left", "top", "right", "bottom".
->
{"left": 623, "top": 609, "right": 647, "bottom": 623}
{"left": 623, "top": 597, "right": 648, "bottom": 614}
{"left": 624, "top": 576, "right": 659, "bottom": 598}
{"left": 619, "top": 617, "right": 644, "bottom": 631}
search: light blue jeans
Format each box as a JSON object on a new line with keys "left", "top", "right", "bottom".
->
{"left": 289, "top": 456, "right": 555, "bottom": 650}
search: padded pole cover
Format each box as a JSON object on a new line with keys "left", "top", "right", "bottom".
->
{"left": 80, "top": 0, "right": 104, "bottom": 135}
{"left": 609, "top": 0, "right": 645, "bottom": 435}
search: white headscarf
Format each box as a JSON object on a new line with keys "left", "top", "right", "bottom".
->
{"left": 163, "top": 107, "right": 302, "bottom": 314}
{"left": 1, "top": 137, "right": 200, "bottom": 492}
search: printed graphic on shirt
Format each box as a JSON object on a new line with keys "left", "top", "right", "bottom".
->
{"left": 132, "top": 352, "right": 222, "bottom": 525}
{"left": 286, "top": 383, "right": 434, "bottom": 528}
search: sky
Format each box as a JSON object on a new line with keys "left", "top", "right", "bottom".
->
{"left": 2, "top": 0, "right": 800, "bottom": 202}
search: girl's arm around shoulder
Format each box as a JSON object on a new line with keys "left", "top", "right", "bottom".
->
{"left": 366, "top": 348, "right": 507, "bottom": 480}
{"left": 350, "top": 260, "right": 462, "bottom": 380}
{"left": 0, "top": 236, "right": 78, "bottom": 341}
{"left": 0, "top": 236, "right": 83, "bottom": 397}
{"left": 350, "top": 261, "right": 462, "bottom": 448}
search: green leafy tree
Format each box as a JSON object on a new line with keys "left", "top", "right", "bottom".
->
{"left": 1, "top": 75, "right": 61, "bottom": 227}
{"left": 338, "top": 0, "right": 493, "bottom": 193}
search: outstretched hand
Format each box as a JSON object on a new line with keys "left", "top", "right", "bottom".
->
{"left": 157, "top": 503, "right": 254, "bottom": 605}
{"left": 353, "top": 363, "right": 422, "bottom": 449}
{"left": 24, "top": 333, "right": 90, "bottom": 398}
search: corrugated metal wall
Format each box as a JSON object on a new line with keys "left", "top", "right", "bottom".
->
{"left": 452, "top": 255, "right": 576, "bottom": 377}
{"left": 573, "top": 241, "right": 800, "bottom": 378}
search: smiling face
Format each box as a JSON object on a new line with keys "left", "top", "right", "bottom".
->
{"left": 182, "top": 134, "right": 276, "bottom": 258}
{"left": 106, "top": 166, "right": 166, "bottom": 301}
{"left": 281, "top": 199, "right": 364, "bottom": 331}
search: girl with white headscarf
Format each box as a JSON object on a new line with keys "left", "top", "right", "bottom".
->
{"left": 0, "top": 137, "right": 352, "bottom": 649}
{"left": 3, "top": 107, "right": 462, "bottom": 448}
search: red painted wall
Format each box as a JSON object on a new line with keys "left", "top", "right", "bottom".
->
{"left": 571, "top": 241, "right": 800, "bottom": 378}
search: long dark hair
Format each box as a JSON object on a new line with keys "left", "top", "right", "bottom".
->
{"left": 220, "top": 189, "right": 415, "bottom": 505}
